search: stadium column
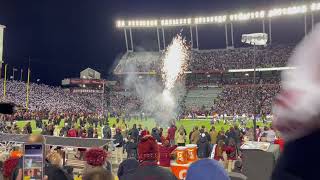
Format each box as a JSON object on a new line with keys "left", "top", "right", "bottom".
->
{"left": 129, "top": 28, "right": 134, "bottom": 52}
{"left": 162, "top": 27, "right": 166, "bottom": 49}
{"left": 253, "top": 44, "right": 257, "bottom": 141}
{"left": 157, "top": 27, "right": 161, "bottom": 51}
{"left": 3, "top": 64, "right": 7, "bottom": 98}
{"left": 190, "top": 26, "right": 193, "bottom": 49}
{"left": 0, "top": 25, "right": 5, "bottom": 79}
{"left": 124, "top": 28, "right": 129, "bottom": 52}
{"left": 195, "top": 25, "right": 199, "bottom": 50}
{"left": 230, "top": 22, "right": 234, "bottom": 48}
{"left": 20, "top": 69, "right": 23, "bottom": 81}
{"left": 268, "top": 18, "right": 272, "bottom": 45}
{"left": 225, "top": 23, "right": 228, "bottom": 48}
{"left": 262, "top": 19, "right": 266, "bottom": 34}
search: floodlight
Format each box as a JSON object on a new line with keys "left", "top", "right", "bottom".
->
{"left": 310, "top": 3, "right": 320, "bottom": 11}
{"left": 250, "top": 13, "right": 255, "bottom": 19}
{"left": 223, "top": 16, "right": 227, "bottom": 21}
{"left": 255, "top": 12, "right": 259, "bottom": 18}
{"left": 195, "top": 18, "right": 199, "bottom": 24}
{"left": 187, "top": 18, "right": 191, "bottom": 24}
{"left": 234, "top": 14, "right": 239, "bottom": 20}
{"left": 230, "top": 15, "right": 234, "bottom": 21}
{"left": 116, "top": 21, "right": 121, "bottom": 27}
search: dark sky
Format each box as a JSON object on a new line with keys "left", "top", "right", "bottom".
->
{"left": 0, "top": 0, "right": 309, "bottom": 85}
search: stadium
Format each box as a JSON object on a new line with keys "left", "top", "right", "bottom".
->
{"left": 0, "top": 1, "right": 320, "bottom": 180}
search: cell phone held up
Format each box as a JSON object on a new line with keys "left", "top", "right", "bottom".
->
{"left": 23, "top": 144, "right": 44, "bottom": 180}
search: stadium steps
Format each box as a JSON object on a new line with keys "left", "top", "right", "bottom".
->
{"left": 185, "top": 87, "right": 222, "bottom": 109}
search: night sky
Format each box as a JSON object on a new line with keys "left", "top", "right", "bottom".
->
{"left": 0, "top": 0, "right": 310, "bottom": 85}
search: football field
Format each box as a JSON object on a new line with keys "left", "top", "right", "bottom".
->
{"left": 15, "top": 118, "right": 270, "bottom": 141}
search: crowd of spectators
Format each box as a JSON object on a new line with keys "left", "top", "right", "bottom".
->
{"left": 0, "top": 80, "right": 144, "bottom": 118}
{"left": 0, "top": 79, "right": 281, "bottom": 120}
{"left": 213, "top": 84, "right": 281, "bottom": 115}
{"left": 114, "top": 45, "right": 293, "bottom": 74}
{"left": 0, "top": 80, "right": 104, "bottom": 113}
{"left": 189, "top": 45, "right": 292, "bottom": 72}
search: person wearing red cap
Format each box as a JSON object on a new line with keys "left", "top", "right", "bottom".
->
{"left": 140, "top": 128, "right": 150, "bottom": 138}
{"left": 121, "top": 135, "right": 177, "bottom": 180}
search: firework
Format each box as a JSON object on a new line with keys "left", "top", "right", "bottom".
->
{"left": 162, "top": 34, "right": 189, "bottom": 90}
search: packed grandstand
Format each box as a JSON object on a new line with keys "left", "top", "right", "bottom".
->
{"left": 0, "top": 44, "right": 291, "bottom": 118}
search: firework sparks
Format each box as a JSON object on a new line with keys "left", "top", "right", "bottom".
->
{"left": 162, "top": 34, "right": 189, "bottom": 90}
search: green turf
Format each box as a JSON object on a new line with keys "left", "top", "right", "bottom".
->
{"left": 15, "top": 118, "right": 270, "bottom": 141}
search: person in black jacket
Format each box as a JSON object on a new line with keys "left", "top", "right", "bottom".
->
{"left": 128, "top": 124, "right": 139, "bottom": 143}
{"left": 151, "top": 127, "right": 161, "bottom": 143}
{"left": 117, "top": 158, "right": 139, "bottom": 180}
{"left": 113, "top": 128, "right": 124, "bottom": 163}
{"left": 197, "top": 133, "right": 212, "bottom": 159}
{"left": 87, "top": 126, "right": 94, "bottom": 138}
{"left": 103, "top": 124, "right": 112, "bottom": 139}
{"left": 126, "top": 137, "right": 138, "bottom": 159}
{"left": 200, "top": 126, "right": 211, "bottom": 142}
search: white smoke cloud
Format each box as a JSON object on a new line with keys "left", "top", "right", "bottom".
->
{"left": 123, "top": 35, "right": 189, "bottom": 126}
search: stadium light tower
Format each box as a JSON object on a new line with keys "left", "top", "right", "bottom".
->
{"left": 241, "top": 33, "right": 268, "bottom": 141}
{"left": 0, "top": 25, "right": 5, "bottom": 79}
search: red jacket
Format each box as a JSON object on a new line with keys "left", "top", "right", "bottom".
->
{"left": 159, "top": 145, "right": 177, "bottom": 167}
{"left": 225, "top": 145, "right": 237, "bottom": 160}
{"left": 167, "top": 127, "right": 176, "bottom": 140}
{"left": 67, "top": 129, "right": 77, "bottom": 137}
{"left": 274, "top": 138, "right": 285, "bottom": 152}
